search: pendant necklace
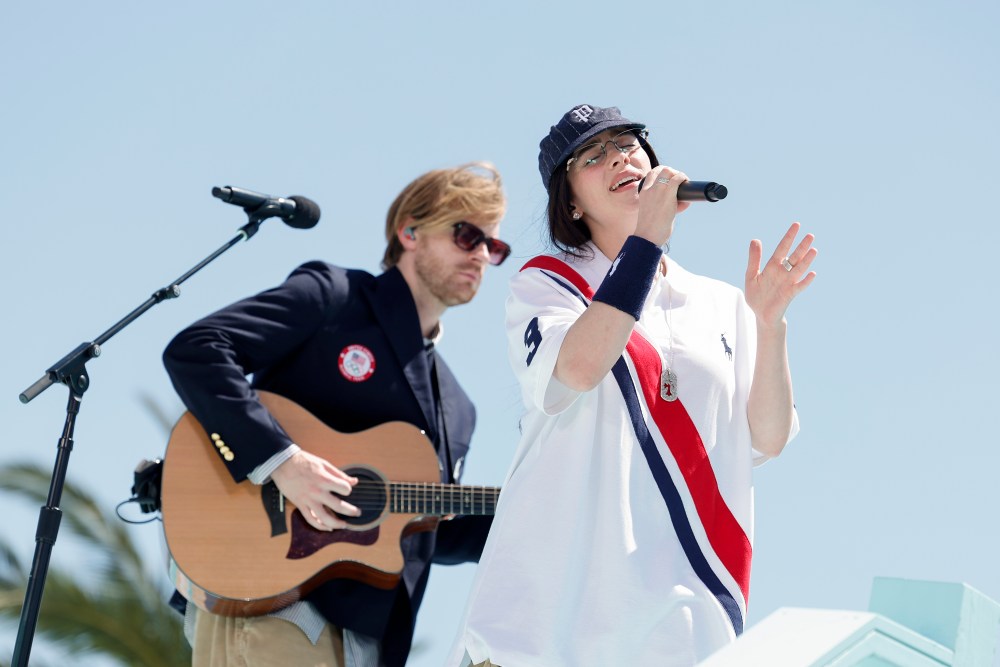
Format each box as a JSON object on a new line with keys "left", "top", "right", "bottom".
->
{"left": 660, "top": 280, "right": 678, "bottom": 402}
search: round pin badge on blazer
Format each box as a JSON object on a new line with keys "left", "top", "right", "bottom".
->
{"left": 338, "top": 344, "right": 376, "bottom": 382}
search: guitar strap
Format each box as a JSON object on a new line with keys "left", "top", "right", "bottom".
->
{"left": 427, "top": 347, "right": 455, "bottom": 483}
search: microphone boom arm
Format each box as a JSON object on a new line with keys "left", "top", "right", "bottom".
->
{"left": 19, "top": 217, "right": 265, "bottom": 404}
{"left": 12, "top": 191, "right": 298, "bottom": 667}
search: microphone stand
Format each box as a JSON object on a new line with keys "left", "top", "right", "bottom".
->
{"left": 11, "top": 203, "right": 283, "bottom": 667}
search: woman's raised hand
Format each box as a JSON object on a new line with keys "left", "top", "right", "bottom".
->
{"left": 744, "top": 222, "right": 817, "bottom": 327}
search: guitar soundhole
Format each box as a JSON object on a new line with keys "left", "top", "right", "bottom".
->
{"left": 335, "top": 467, "right": 386, "bottom": 526}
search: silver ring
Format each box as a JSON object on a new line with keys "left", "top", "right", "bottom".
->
{"left": 656, "top": 177, "right": 670, "bottom": 184}
{"left": 781, "top": 257, "right": 794, "bottom": 272}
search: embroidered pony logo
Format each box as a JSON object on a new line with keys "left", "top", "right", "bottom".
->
{"left": 721, "top": 334, "right": 733, "bottom": 361}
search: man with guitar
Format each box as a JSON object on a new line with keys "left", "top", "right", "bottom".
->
{"left": 162, "top": 162, "right": 509, "bottom": 667}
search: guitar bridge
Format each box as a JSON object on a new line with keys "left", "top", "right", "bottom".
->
{"left": 261, "top": 481, "right": 288, "bottom": 537}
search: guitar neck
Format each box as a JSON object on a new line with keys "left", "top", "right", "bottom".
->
{"left": 389, "top": 482, "right": 500, "bottom": 516}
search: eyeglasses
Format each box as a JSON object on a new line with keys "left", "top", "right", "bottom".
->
{"left": 565, "top": 128, "right": 649, "bottom": 172}
{"left": 452, "top": 222, "right": 511, "bottom": 266}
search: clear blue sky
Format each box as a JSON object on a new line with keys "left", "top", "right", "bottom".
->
{"left": 3, "top": 2, "right": 999, "bottom": 664}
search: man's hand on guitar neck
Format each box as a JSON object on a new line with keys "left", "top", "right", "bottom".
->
{"left": 270, "top": 450, "right": 361, "bottom": 531}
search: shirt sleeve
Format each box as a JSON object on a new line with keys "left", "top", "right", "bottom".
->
{"left": 247, "top": 443, "right": 302, "bottom": 484}
{"left": 734, "top": 287, "right": 801, "bottom": 466}
{"left": 505, "top": 268, "right": 590, "bottom": 416}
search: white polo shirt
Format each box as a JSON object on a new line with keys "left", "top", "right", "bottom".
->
{"left": 448, "top": 244, "right": 797, "bottom": 666}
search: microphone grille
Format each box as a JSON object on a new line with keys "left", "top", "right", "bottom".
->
{"left": 706, "top": 183, "right": 728, "bottom": 201}
{"left": 286, "top": 196, "right": 321, "bottom": 229}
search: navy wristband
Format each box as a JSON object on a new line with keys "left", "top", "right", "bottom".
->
{"left": 592, "top": 236, "right": 662, "bottom": 320}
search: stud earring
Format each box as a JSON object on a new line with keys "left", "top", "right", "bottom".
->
{"left": 571, "top": 211, "right": 582, "bottom": 220}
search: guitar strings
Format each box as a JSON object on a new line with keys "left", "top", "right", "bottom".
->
{"left": 288, "top": 480, "right": 499, "bottom": 512}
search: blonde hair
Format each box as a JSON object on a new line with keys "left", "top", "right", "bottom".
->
{"left": 382, "top": 162, "right": 506, "bottom": 269}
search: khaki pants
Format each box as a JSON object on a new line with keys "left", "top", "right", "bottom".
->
{"left": 191, "top": 608, "right": 345, "bottom": 667}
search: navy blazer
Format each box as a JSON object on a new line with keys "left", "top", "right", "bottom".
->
{"left": 163, "top": 261, "right": 492, "bottom": 664}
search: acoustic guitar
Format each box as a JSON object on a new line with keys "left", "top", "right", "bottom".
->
{"left": 160, "top": 390, "right": 500, "bottom": 617}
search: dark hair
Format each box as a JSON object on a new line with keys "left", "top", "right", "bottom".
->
{"left": 545, "top": 135, "right": 660, "bottom": 258}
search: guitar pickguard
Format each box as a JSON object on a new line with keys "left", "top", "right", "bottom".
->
{"left": 286, "top": 510, "right": 379, "bottom": 560}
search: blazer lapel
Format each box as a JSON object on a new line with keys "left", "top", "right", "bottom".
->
{"left": 430, "top": 355, "right": 470, "bottom": 482}
{"left": 364, "top": 268, "right": 438, "bottom": 440}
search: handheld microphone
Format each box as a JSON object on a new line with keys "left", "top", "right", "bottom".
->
{"left": 638, "top": 177, "right": 728, "bottom": 202}
{"left": 212, "top": 186, "right": 321, "bottom": 228}
{"left": 677, "top": 180, "right": 727, "bottom": 202}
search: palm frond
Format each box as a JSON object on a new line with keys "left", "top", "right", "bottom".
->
{"left": 0, "top": 465, "right": 158, "bottom": 605}
{"left": 136, "top": 391, "right": 183, "bottom": 434}
{"left": 0, "top": 541, "right": 26, "bottom": 591}
{"left": 0, "top": 462, "right": 189, "bottom": 667}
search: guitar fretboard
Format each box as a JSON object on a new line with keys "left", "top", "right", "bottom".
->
{"left": 389, "top": 483, "right": 499, "bottom": 516}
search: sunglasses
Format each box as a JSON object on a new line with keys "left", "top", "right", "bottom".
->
{"left": 452, "top": 222, "right": 511, "bottom": 266}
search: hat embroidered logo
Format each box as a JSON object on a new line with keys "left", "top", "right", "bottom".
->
{"left": 571, "top": 105, "right": 594, "bottom": 122}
